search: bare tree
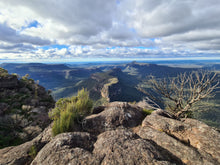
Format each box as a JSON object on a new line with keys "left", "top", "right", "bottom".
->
{"left": 142, "top": 71, "right": 219, "bottom": 119}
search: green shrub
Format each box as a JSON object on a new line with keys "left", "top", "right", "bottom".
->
{"left": 50, "top": 88, "right": 93, "bottom": 136}
{"left": 75, "top": 88, "right": 93, "bottom": 115}
{"left": 143, "top": 109, "right": 154, "bottom": 116}
{"left": 29, "top": 145, "right": 37, "bottom": 159}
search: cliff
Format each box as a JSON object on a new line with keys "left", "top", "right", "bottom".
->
{"left": 79, "top": 68, "right": 145, "bottom": 104}
{"left": 1, "top": 102, "right": 219, "bottom": 165}
{"left": 0, "top": 69, "right": 55, "bottom": 148}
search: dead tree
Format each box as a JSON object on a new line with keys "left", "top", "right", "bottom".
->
{"left": 145, "top": 71, "right": 219, "bottom": 119}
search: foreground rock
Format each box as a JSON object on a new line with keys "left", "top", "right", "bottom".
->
{"left": 83, "top": 102, "right": 145, "bottom": 134}
{"left": 141, "top": 112, "right": 220, "bottom": 164}
{"left": 93, "top": 129, "right": 182, "bottom": 165}
{"left": 31, "top": 132, "right": 97, "bottom": 165}
{"left": 0, "top": 125, "right": 52, "bottom": 165}
{"left": 0, "top": 102, "right": 220, "bottom": 165}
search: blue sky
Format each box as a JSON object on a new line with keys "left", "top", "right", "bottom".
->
{"left": 0, "top": 0, "right": 220, "bottom": 62}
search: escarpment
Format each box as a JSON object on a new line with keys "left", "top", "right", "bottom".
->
{"left": 0, "top": 70, "right": 55, "bottom": 148}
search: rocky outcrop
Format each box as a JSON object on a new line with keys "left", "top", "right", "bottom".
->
{"left": 83, "top": 102, "right": 145, "bottom": 134}
{"left": 101, "top": 77, "right": 119, "bottom": 102}
{"left": 93, "top": 129, "right": 182, "bottom": 165}
{"left": 0, "top": 72, "right": 55, "bottom": 148}
{"left": 0, "top": 75, "right": 18, "bottom": 88}
{"left": 140, "top": 111, "right": 220, "bottom": 164}
{"left": 0, "top": 102, "right": 219, "bottom": 165}
{"left": 0, "top": 125, "right": 52, "bottom": 165}
{"left": 31, "top": 132, "right": 97, "bottom": 165}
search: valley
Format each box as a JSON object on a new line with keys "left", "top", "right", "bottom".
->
{"left": 1, "top": 61, "right": 220, "bottom": 129}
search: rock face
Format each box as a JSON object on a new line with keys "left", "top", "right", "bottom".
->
{"left": 31, "top": 132, "right": 97, "bottom": 165}
{"left": 0, "top": 75, "right": 18, "bottom": 88}
{"left": 140, "top": 111, "right": 220, "bottom": 165}
{"left": 0, "top": 102, "right": 220, "bottom": 165}
{"left": 0, "top": 72, "right": 55, "bottom": 148}
{"left": 0, "top": 125, "right": 52, "bottom": 165}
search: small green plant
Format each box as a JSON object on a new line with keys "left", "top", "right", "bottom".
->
{"left": 49, "top": 88, "right": 93, "bottom": 136}
{"left": 142, "top": 109, "right": 154, "bottom": 116}
{"left": 29, "top": 145, "right": 37, "bottom": 159}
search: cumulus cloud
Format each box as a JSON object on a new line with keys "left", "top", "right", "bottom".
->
{"left": 0, "top": 0, "right": 220, "bottom": 60}
{"left": 122, "top": 0, "right": 220, "bottom": 37}
{"left": 0, "top": 23, "right": 51, "bottom": 45}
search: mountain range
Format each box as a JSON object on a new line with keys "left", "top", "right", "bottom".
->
{"left": 1, "top": 62, "right": 220, "bottom": 128}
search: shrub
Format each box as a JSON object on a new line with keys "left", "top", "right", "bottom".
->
{"left": 75, "top": 88, "right": 93, "bottom": 115}
{"left": 29, "top": 145, "right": 37, "bottom": 159}
{"left": 142, "top": 109, "right": 154, "bottom": 116}
{"left": 50, "top": 88, "right": 93, "bottom": 136}
{"left": 142, "top": 71, "right": 219, "bottom": 119}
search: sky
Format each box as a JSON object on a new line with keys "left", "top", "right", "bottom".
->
{"left": 0, "top": 0, "right": 220, "bottom": 62}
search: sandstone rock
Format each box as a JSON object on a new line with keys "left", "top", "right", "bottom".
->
{"left": 1, "top": 102, "right": 220, "bottom": 165}
{"left": 31, "top": 132, "right": 97, "bottom": 165}
{"left": 93, "top": 129, "right": 180, "bottom": 165}
{"left": 83, "top": 102, "right": 145, "bottom": 134}
{"left": 142, "top": 113, "right": 220, "bottom": 164}
{"left": 0, "top": 125, "right": 52, "bottom": 165}
{"left": 19, "top": 126, "right": 42, "bottom": 141}
{"left": 182, "top": 118, "right": 220, "bottom": 163}
{"left": 138, "top": 126, "right": 218, "bottom": 165}
{"left": 92, "top": 105, "right": 105, "bottom": 114}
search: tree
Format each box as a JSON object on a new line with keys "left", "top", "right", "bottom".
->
{"left": 142, "top": 71, "right": 219, "bottom": 119}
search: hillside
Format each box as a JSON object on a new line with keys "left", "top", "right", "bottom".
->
{"left": 1, "top": 63, "right": 102, "bottom": 99}
{"left": 121, "top": 61, "right": 194, "bottom": 78}
{"left": 1, "top": 62, "right": 219, "bottom": 128}
{"left": 77, "top": 68, "right": 145, "bottom": 104}
{"left": 0, "top": 62, "right": 198, "bottom": 100}
{"left": 0, "top": 68, "right": 55, "bottom": 148}
{"left": 0, "top": 102, "right": 219, "bottom": 165}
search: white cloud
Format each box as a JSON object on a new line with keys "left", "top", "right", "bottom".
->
{"left": 0, "top": 0, "right": 220, "bottom": 61}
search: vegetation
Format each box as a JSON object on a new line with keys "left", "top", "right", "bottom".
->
{"left": 49, "top": 88, "right": 93, "bottom": 136}
{"left": 0, "top": 69, "right": 55, "bottom": 148}
{"left": 29, "top": 145, "right": 37, "bottom": 159}
{"left": 0, "top": 134, "right": 23, "bottom": 149}
{"left": 142, "top": 109, "right": 154, "bottom": 116}
{"left": 144, "top": 71, "right": 219, "bottom": 119}
{"left": 0, "top": 67, "right": 9, "bottom": 77}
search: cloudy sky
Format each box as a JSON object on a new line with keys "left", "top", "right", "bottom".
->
{"left": 0, "top": 0, "right": 220, "bottom": 62}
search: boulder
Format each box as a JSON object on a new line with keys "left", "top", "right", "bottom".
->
{"left": 83, "top": 102, "right": 145, "bottom": 134}
{"left": 93, "top": 129, "right": 181, "bottom": 165}
{"left": 182, "top": 118, "right": 220, "bottom": 163}
{"left": 138, "top": 126, "right": 218, "bottom": 165}
{"left": 142, "top": 113, "right": 220, "bottom": 164}
{"left": 31, "top": 132, "right": 97, "bottom": 165}
{"left": 0, "top": 125, "right": 52, "bottom": 165}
